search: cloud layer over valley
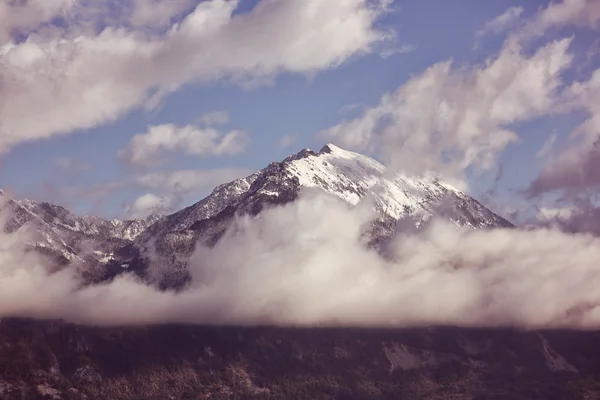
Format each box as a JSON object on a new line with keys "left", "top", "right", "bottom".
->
{"left": 2, "top": 0, "right": 600, "bottom": 331}
{"left": 3, "top": 190, "right": 600, "bottom": 330}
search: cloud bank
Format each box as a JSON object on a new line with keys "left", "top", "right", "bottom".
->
{"left": 4, "top": 190, "right": 600, "bottom": 329}
{"left": 3, "top": 0, "right": 600, "bottom": 331}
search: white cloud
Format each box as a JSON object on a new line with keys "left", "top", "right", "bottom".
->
{"left": 320, "top": 37, "right": 574, "bottom": 186}
{"left": 197, "top": 110, "right": 230, "bottom": 126}
{"left": 518, "top": 1, "right": 600, "bottom": 197}
{"left": 5, "top": 0, "right": 600, "bottom": 329}
{"left": 279, "top": 135, "right": 295, "bottom": 149}
{"left": 510, "top": 0, "right": 600, "bottom": 196}
{"left": 536, "top": 132, "right": 557, "bottom": 159}
{"left": 54, "top": 156, "right": 91, "bottom": 171}
{"left": 537, "top": 206, "right": 575, "bottom": 221}
{"left": 0, "top": 0, "right": 392, "bottom": 154}
{"left": 123, "top": 167, "right": 250, "bottom": 218}
{"left": 41, "top": 167, "right": 251, "bottom": 217}
{"left": 124, "top": 193, "right": 171, "bottom": 219}
{"left": 379, "top": 43, "right": 415, "bottom": 59}
{"left": 135, "top": 167, "right": 251, "bottom": 194}
{"left": 7, "top": 190, "right": 600, "bottom": 329}
{"left": 0, "top": 0, "right": 77, "bottom": 46}
{"left": 338, "top": 103, "right": 364, "bottom": 115}
{"left": 521, "top": 0, "right": 600, "bottom": 39}
{"left": 528, "top": 69, "right": 600, "bottom": 196}
{"left": 119, "top": 123, "right": 250, "bottom": 167}
{"left": 477, "top": 6, "right": 524, "bottom": 37}
{"left": 129, "top": 0, "right": 195, "bottom": 29}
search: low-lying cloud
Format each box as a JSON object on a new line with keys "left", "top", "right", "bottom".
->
{"left": 3, "top": 189, "right": 600, "bottom": 330}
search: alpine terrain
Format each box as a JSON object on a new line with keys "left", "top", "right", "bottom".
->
{"left": 0, "top": 190, "right": 159, "bottom": 282}
{"left": 7, "top": 144, "right": 597, "bottom": 400}
{"left": 2, "top": 143, "right": 513, "bottom": 286}
{"left": 116, "top": 143, "right": 513, "bottom": 286}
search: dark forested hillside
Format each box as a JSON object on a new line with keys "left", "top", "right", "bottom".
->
{"left": 1, "top": 320, "right": 600, "bottom": 399}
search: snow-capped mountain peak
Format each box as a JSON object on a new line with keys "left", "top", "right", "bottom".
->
{"left": 269, "top": 143, "right": 509, "bottom": 229}
{"left": 135, "top": 144, "right": 512, "bottom": 259}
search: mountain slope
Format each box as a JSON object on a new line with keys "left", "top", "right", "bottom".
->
{"left": 0, "top": 144, "right": 512, "bottom": 285}
{"left": 124, "top": 144, "right": 512, "bottom": 284}
{"left": 0, "top": 191, "right": 159, "bottom": 269}
{"left": 139, "top": 144, "right": 511, "bottom": 248}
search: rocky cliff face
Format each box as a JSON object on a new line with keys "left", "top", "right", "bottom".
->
{"left": 0, "top": 190, "right": 159, "bottom": 276}
{"left": 0, "top": 144, "right": 514, "bottom": 287}
{"left": 116, "top": 144, "right": 512, "bottom": 285}
{"left": 0, "top": 144, "right": 512, "bottom": 282}
{"left": 139, "top": 144, "right": 511, "bottom": 244}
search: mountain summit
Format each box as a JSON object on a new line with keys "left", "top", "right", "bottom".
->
{"left": 1, "top": 144, "right": 512, "bottom": 284}
{"left": 139, "top": 143, "right": 511, "bottom": 240}
{"left": 114, "top": 143, "right": 513, "bottom": 284}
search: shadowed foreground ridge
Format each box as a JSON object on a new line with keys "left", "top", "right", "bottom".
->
{"left": 1, "top": 319, "right": 600, "bottom": 399}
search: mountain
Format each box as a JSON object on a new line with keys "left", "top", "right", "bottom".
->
{"left": 140, "top": 143, "right": 511, "bottom": 241}
{"left": 0, "top": 190, "right": 159, "bottom": 277}
{"left": 121, "top": 144, "right": 512, "bottom": 285}
{"left": 1, "top": 146, "right": 597, "bottom": 400}
{"left": 0, "top": 144, "right": 512, "bottom": 285}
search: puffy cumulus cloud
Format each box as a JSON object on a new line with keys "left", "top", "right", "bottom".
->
{"left": 119, "top": 123, "right": 249, "bottom": 167}
{"left": 319, "top": 37, "right": 574, "bottom": 186}
{"left": 124, "top": 193, "right": 171, "bottom": 219}
{"left": 5, "top": 189, "right": 600, "bottom": 328}
{"left": 0, "top": 0, "right": 391, "bottom": 154}
{"left": 476, "top": 6, "right": 524, "bottom": 37}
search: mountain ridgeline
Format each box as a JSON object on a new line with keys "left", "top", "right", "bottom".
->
{"left": 126, "top": 144, "right": 513, "bottom": 285}
{"left": 1, "top": 144, "right": 513, "bottom": 286}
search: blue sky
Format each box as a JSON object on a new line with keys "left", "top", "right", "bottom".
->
{"left": 0, "top": 0, "right": 599, "bottom": 222}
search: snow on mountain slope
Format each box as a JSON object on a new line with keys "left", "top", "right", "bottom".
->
{"left": 283, "top": 144, "right": 511, "bottom": 228}
{"left": 129, "top": 144, "right": 512, "bottom": 285}
{"left": 139, "top": 143, "right": 511, "bottom": 248}
{"left": 0, "top": 191, "right": 159, "bottom": 266}
{"left": 0, "top": 144, "right": 513, "bottom": 286}
{"left": 136, "top": 173, "right": 260, "bottom": 244}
